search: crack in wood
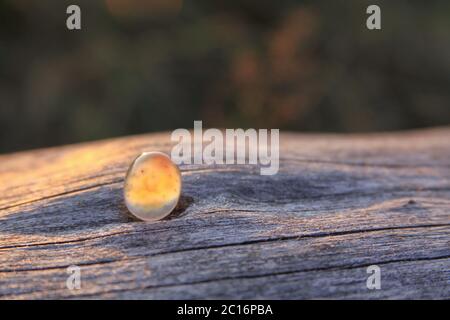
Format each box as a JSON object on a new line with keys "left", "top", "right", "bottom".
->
{"left": 1, "top": 129, "right": 449, "bottom": 298}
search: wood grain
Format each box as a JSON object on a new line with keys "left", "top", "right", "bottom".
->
{"left": 0, "top": 127, "right": 449, "bottom": 299}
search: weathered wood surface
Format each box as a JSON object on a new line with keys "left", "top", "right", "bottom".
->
{"left": 0, "top": 127, "right": 449, "bottom": 299}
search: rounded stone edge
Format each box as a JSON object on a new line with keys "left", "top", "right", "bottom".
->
{"left": 123, "top": 151, "right": 182, "bottom": 222}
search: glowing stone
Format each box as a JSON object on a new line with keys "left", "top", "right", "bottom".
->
{"left": 124, "top": 152, "right": 181, "bottom": 221}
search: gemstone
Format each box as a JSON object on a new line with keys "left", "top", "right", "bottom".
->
{"left": 124, "top": 152, "right": 181, "bottom": 221}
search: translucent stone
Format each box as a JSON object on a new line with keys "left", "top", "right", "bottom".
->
{"left": 124, "top": 152, "right": 181, "bottom": 221}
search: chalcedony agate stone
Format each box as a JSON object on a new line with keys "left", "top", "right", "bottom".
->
{"left": 124, "top": 152, "right": 181, "bottom": 221}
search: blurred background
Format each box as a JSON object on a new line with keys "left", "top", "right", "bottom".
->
{"left": 0, "top": 0, "right": 449, "bottom": 153}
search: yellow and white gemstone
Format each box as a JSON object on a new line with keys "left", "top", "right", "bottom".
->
{"left": 124, "top": 152, "right": 181, "bottom": 221}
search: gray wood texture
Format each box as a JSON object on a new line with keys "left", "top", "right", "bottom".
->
{"left": 0, "top": 127, "right": 449, "bottom": 299}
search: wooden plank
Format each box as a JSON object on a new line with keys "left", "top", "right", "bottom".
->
{"left": 0, "top": 127, "right": 449, "bottom": 299}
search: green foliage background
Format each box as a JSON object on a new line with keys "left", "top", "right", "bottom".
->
{"left": 0, "top": 0, "right": 449, "bottom": 152}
